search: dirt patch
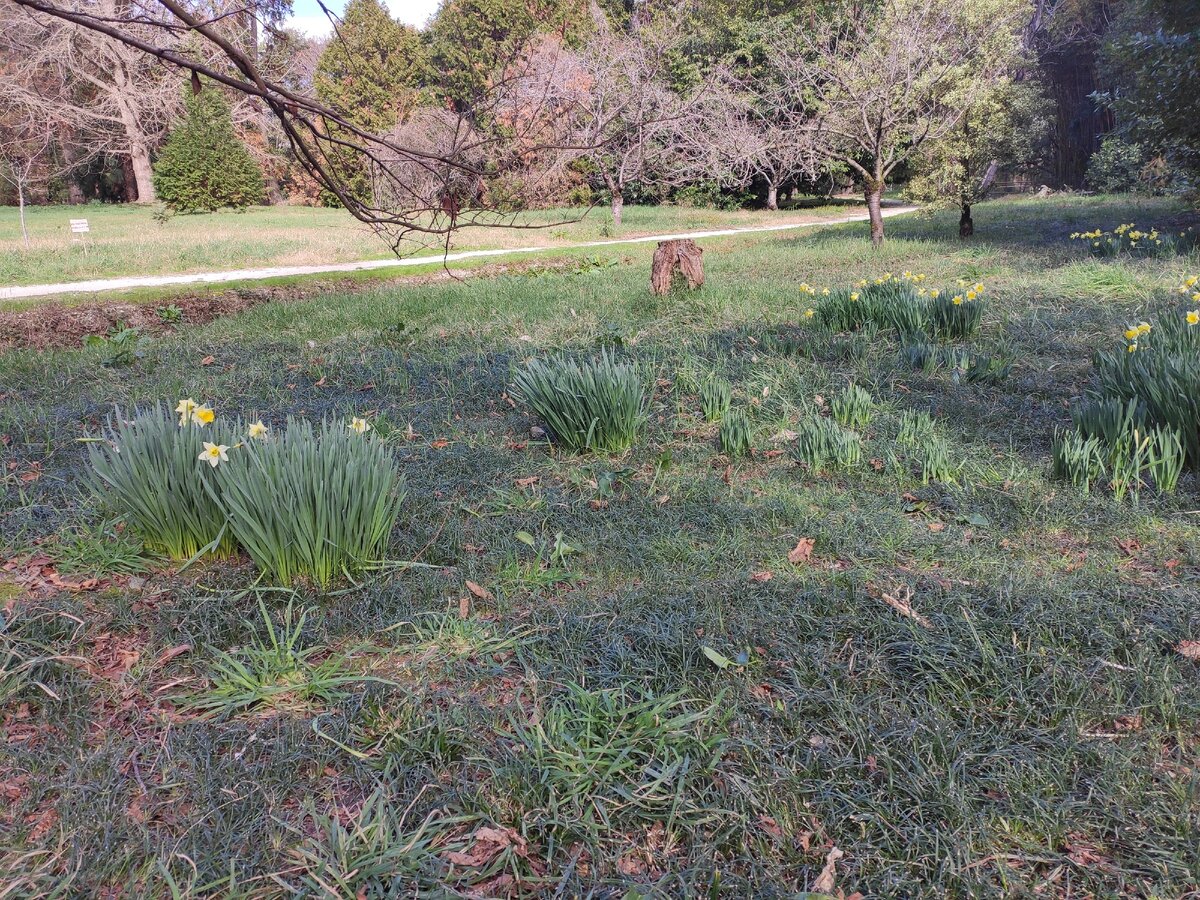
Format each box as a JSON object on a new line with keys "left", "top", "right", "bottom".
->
{"left": 0, "top": 258, "right": 590, "bottom": 352}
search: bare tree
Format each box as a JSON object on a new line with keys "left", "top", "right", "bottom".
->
{"left": 0, "top": 111, "right": 57, "bottom": 246}
{"left": 769, "top": 0, "right": 1029, "bottom": 244}
{"left": 0, "top": 0, "right": 181, "bottom": 202}
{"left": 569, "top": 26, "right": 705, "bottom": 226}
{"left": 0, "top": 0, "right": 627, "bottom": 253}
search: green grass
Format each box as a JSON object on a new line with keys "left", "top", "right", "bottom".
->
{"left": 0, "top": 194, "right": 1198, "bottom": 896}
{"left": 0, "top": 200, "right": 855, "bottom": 287}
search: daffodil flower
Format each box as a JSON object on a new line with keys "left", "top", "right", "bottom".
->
{"left": 192, "top": 406, "right": 215, "bottom": 427}
{"left": 349, "top": 417, "right": 371, "bottom": 435}
{"left": 952, "top": 295, "right": 964, "bottom": 306}
{"left": 1188, "top": 310, "right": 1199, "bottom": 326}
{"left": 176, "top": 398, "right": 197, "bottom": 427}
{"left": 1124, "top": 328, "right": 1138, "bottom": 341}
{"left": 966, "top": 291, "right": 977, "bottom": 301}
{"left": 850, "top": 292, "right": 860, "bottom": 302}
{"left": 248, "top": 420, "right": 268, "bottom": 439}
{"left": 929, "top": 289, "right": 940, "bottom": 299}
{"left": 804, "top": 308, "right": 814, "bottom": 319}
{"left": 199, "top": 442, "right": 229, "bottom": 467}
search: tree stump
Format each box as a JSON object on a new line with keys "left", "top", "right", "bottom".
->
{"left": 650, "top": 239, "right": 704, "bottom": 295}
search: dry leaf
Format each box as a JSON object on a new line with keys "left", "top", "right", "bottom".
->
{"left": 1176, "top": 640, "right": 1200, "bottom": 660}
{"left": 812, "top": 846, "right": 844, "bottom": 893}
{"left": 199, "top": 355, "right": 214, "bottom": 366}
{"left": 431, "top": 439, "right": 450, "bottom": 449}
{"left": 788, "top": 538, "right": 815, "bottom": 565}
{"left": 152, "top": 644, "right": 191, "bottom": 669}
{"left": 314, "top": 376, "right": 326, "bottom": 387}
{"left": 750, "top": 571, "right": 773, "bottom": 582}
{"left": 927, "top": 521, "right": 945, "bottom": 533}
{"left": 514, "top": 476, "right": 539, "bottom": 487}
{"left": 465, "top": 580, "right": 493, "bottom": 601}
{"left": 758, "top": 815, "right": 784, "bottom": 840}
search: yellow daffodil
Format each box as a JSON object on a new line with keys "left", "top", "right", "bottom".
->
{"left": 348, "top": 417, "right": 371, "bottom": 435}
{"left": 1127, "top": 342, "right": 1137, "bottom": 353}
{"left": 918, "top": 288, "right": 927, "bottom": 296}
{"left": 804, "top": 308, "right": 815, "bottom": 319}
{"left": 1192, "top": 292, "right": 1200, "bottom": 303}
{"left": 199, "top": 442, "right": 229, "bottom": 467}
{"left": 966, "top": 291, "right": 977, "bottom": 301}
{"left": 929, "top": 289, "right": 940, "bottom": 299}
{"left": 192, "top": 405, "right": 215, "bottom": 427}
{"left": 952, "top": 295, "right": 964, "bottom": 306}
{"left": 1184, "top": 276, "right": 1198, "bottom": 288}
{"left": 1137, "top": 322, "right": 1150, "bottom": 335}
{"left": 821, "top": 287, "right": 830, "bottom": 296}
{"left": 973, "top": 283, "right": 984, "bottom": 293}
{"left": 1124, "top": 328, "right": 1139, "bottom": 341}
{"left": 248, "top": 420, "right": 268, "bottom": 439}
{"left": 850, "top": 292, "right": 860, "bottom": 302}
{"left": 1188, "top": 310, "right": 1200, "bottom": 326}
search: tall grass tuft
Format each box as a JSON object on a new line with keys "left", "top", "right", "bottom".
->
{"left": 792, "top": 417, "right": 861, "bottom": 473}
{"left": 719, "top": 408, "right": 752, "bottom": 457}
{"left": 928, "top": 290, "right": 984, "bottom": 340}
{"left": 88, "top": 406, "right": 235, "bottom": 560}
{"left": 831, "top": 384, "right": 874, "bottom": 429}
{"left": 512, "top": 350, "right": 646, "bottom": 454}
{"left": 699, "top": 377, "right": 733, "bottom": 423}
{"left": 212, "top": 419, "right": 405, "bottom": 587}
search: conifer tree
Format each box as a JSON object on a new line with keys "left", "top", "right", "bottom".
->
{"left": 153, "top": 85, "right": 264, "bottom": 212}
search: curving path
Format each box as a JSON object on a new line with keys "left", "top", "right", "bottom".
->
{"left": 1, "top": 205, "right": 916, "bottom": 301}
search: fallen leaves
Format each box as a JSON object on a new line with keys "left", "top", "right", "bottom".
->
{"left": 812, "top": 846, "right": 844, "bottom": 893}
{"left": 750, "top": 570, "right": 773, "bottom": 582}
{"left": 465, "top": 580, "right": 493, "bottom": 601}
{"left": 788, "top": 538, "right": 815, "bottom": 565}
{"left": 1176, "top": 640, "right": 1200, "bottom": 660}
{"left": 444, "top": 825, "right": 529, "bottom": 868}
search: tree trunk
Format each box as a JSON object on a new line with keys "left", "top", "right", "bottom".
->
{"left": 650, "top": 239, "right": 704, "bottom": 295}
{"left": 18, "top": 181, "right": 29, "bottom": 248}
{"left": 864, "top": 180, "right": 885, "bottom": 246}
{"left": 766, "top": 181, "right": 779, "bottom": 211}
{"left": 603, "top": 171, "right": 623, "bottom": 226}
{"left": 128, "top": 141, "right": 156, "bottom": 204}
{"left": 959, "top": 202, "right": 974, "bottom": 238}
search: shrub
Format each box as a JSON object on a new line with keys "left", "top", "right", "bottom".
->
{"left": 831, "top": 384, "right": 873, "bottom": 429}
{"left": 512, "top": 350, "right": 646, "bottom": 454}
{"left": 928, "top": 286, "right": 984, "bottom": 340}
{"left": 719, "top": 408, "right": 752, "bottom": 457}
{"left": 153, "top": 83, "right": 265, "bottom": 213}
{"left": 88, "top": 405, "right": 236, "bottom": 560}
{"left": 214, "top": 419, "right": 406, "bottom": 587}
{"left": 699, "top": 377, "right": 732, "bottom": 423}
{"left": 792, "top": 417, "right": 861, "bottom": 473}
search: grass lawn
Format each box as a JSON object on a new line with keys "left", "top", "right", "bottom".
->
{"left": 0, "top": 200, "right": 858, "bottom": 287}
{"left": 1, "top": 194, "right": 1199, "bottom": 897}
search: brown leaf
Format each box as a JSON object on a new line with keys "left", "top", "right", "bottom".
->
{"left": 812, "top": 846, "right": 844, "bottom": 893}
{"left": 459, "top": 597, "right": 470, "bottom": 619}
{"left": 788, "top": 538, "right": 815, "bottom": 565}
{"left": 927, "top": 521, "right": 945, "bottom": 533}
{"left": 514, "top": 476, "right": 539, "bottom": 487}
{"left": 313, "top": 376, "right": 326, "bottom": 387}
{"left": 465, "top": 580, "right": 493, "bottom": 601}
{"left": 588, "top": 499, "right": 608, "bottom": 510}
{"left": 151, "top": 644, "right": 191, "bottom": 669}
{"left": 758, "top": 815, "right": 784, "bottom": 840}
{"left": 199, "top": 355, "right": 215, "bottom": 366}
{"left": 1176, "top": 640, "right": 1200, "bottom": 660}
{"left": 431, "top": 439, "right": 450, "bottom": 449}
{"left": 750, "top": 571, "right": 773, "bottom": 582}
{"left": 444, "top": 825, "right": 526, "bottom": 868}
{"left": 869, "top": 457, "right": 884, "bottom": 472}
{"left": 1116, "top": 538, "right": 1140, "bottom": 557}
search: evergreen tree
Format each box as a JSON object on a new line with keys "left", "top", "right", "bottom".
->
{"left": 313, "top": 0, "right": 424, "bottom": 205}
{"left": 153, "top": 85, "right": 264, "bottom": 212}
{"left": 314, "top": 0, "right": 424, "bottom": 135}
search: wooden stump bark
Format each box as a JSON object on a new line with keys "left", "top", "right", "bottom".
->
{"left": 651, "top": 239, "right": 705, "bottom": 295}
